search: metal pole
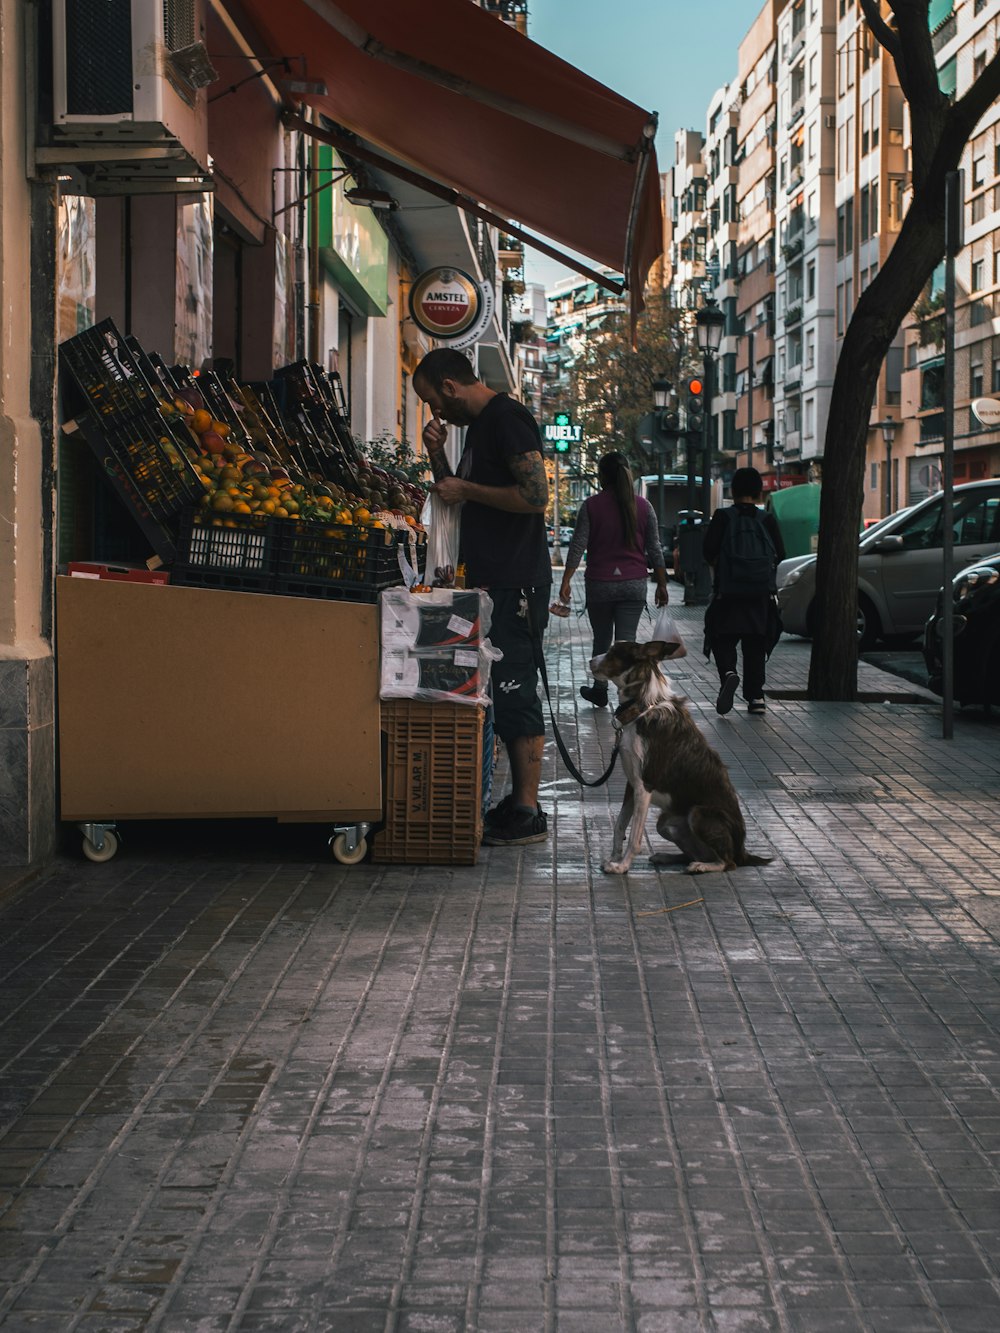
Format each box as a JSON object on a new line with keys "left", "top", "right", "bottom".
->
{"left": 941, "top": 170, "right": 963, "bottom": 740}
{"left": 700, "top": 353, "right": 713, "bottom": 520}
{"left": 885, "top": 437, "right": 892, "bottom": 518}
{"left": 551, "top": 452, "right": 563, "bottom": 567}
{"left": 746, "top": 325, "right": 754, "bottom": 469}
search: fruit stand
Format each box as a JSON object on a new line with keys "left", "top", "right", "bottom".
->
{"left": 54, "top": 320, "right": 433, "bottom": 864}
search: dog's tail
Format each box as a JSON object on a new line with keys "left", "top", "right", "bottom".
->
{"left": 738, "top": 851, "right": 773, "bottom": 866}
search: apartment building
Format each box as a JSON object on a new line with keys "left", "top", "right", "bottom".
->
{"left": 732, "top": 4, "right": 780, "bottom": 483}
{"left": 901, "top": 0, "right": 1000, "bottom": 509}
{"left": 831, "top": 0, "right": 908, "bottom": 520}
{"left": 771, "top": 0, "right": 838, "bottom": 486}
{"left": 703, "top": 82, "right": 743, "bottom": 474}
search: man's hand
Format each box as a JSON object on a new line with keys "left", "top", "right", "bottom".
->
{"left": 430, "top": 477, "right": 467, "bottom": 506}
{"left": 422, "top": 414, "right": 447, "bottom": 453}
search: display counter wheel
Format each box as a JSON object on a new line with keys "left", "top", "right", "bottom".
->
{"left": 79, "top": 823, "right": 120, "bottom": 863}
{"left": 330, "top": 823, "right": 370, "bottom": 865}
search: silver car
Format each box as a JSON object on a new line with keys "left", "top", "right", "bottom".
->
{"left": 777, "top": 479, "right": 1000, "bottom": 649}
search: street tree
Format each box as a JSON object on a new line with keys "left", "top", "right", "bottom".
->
{"left": 570, "top": 291, "right": 686, "bottom": 480}
{"left": 809, "top": 0, "right": 1000, "bottom": 700}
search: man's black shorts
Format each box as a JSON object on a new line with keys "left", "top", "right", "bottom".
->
{"left": 488, "top": 586, "right": 550, "bottom": 743}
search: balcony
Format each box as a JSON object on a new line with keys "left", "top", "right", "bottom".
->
{"left": 781, "top": 234, "right": 804, "bottom": 262}
{"left": 786, "top": 103, "right": 805, "bottom": 132}
{"left": 785, "top": 305, "right": 803, "bottom": 326}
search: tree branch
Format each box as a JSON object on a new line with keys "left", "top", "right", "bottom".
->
{"left": 860, "top": 0, "right": 899, "bottom": 61}
{"left": 949, "top": 49, "right": 1000, "bottom": 143}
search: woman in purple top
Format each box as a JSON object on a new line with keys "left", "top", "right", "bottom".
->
{"left": 559, "top": 452, "right": 669, "bottom": 707}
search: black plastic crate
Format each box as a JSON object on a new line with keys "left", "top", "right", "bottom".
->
{"left": 63, "top": 412, "right": 203, "bottom": 565}
{"left": 170, "top": 508, "right": 279, "bottom": 592}
{"left": 60, "top": 319, "right": 162, "bottom": 421}
{"left": 275, "top": 520, "right": 404, "bottom": 602}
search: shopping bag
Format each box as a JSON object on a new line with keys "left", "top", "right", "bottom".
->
{"left": 649, "top": 605, "right": 687, "bottom": 659}
{"left": 420, "top": 491, "right": 462, "bottom": 587}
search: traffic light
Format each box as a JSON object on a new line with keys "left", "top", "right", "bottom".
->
{"left": 685, "top": 377, "right": 704, "bottom": 434}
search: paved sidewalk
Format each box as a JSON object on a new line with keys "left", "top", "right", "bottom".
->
{"left": 1, "top": 593, "right": 999, "bottom": 1332}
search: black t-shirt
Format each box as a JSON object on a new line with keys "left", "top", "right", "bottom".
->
{"left": 458, "top": 394, "right": 551, "bottom": 589}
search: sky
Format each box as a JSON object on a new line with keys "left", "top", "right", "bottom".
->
{"left": 522, "top": 0, "right": 761, "bottom": 291}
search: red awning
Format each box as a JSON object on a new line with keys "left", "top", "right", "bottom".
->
{"left": 233, "top": 0, "right": 662, "bottom": 310}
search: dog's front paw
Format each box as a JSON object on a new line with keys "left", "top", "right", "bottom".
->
{"left": 601, "top": 858, "right": 630, "bottom": 875}
{"left": 686, "top": 860, "right": 726, "bottom": 875}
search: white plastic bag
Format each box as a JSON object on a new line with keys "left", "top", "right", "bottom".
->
{"left": 420, "top": 491, "right": 462, "bottom": 587}
{"left": 649, "top": 606, "right": 687, "bottom": 659}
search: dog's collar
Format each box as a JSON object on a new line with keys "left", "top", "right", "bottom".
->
{"left": 613, "top": 700, "right": 665, "bottom": 732}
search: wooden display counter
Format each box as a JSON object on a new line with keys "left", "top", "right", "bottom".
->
{"left": 56, "top": 577, "right": 382, "bottom": 826}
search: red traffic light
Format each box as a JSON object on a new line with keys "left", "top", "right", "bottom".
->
{"left": 687, "top": 377, "right": 704, "bottom": 397}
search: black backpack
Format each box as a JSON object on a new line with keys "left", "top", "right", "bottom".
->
{"left": 715, "top": 505, "right": 777, "bottom": 597}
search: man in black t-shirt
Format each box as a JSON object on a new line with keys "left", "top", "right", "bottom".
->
{"left": 414, "top": 348, "right": 550, "bottom": 847}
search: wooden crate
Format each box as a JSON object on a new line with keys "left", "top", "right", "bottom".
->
{"left": 373, "top": 701, "right": 484, "bottom": 864}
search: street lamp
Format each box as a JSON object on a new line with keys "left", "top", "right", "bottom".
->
{"left": 652, "top": 377, "right": 671, "bottom": 411}
{"left": 874, "top": 414, "right": 899, "bottom": 517}
{"left": 773, "top": 440, "right": 785, "bottom": 489}
{"left": 695, "top": 299, "right": 726, "bottom": 520}
{"left": 651, "top": 375, "right": 673, "bottom": 537}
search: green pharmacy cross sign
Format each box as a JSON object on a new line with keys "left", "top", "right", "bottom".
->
{"left": 543, "top": 412, "right": 583, "bottom": 454}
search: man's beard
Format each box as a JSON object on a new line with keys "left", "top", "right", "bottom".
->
{"left": 440, "top": 401, "right": 473, "bottom": 426}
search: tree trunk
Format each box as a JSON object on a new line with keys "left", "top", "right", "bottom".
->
{"left": 806, "top": 157, "right": 964, "bottom": 698}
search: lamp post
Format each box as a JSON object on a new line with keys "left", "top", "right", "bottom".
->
{"left": 874, "top": 414, "right": 899, "bottom": 517}
{"left": 773, "top": 440, "right": 784, "bottom": 489}
{"left": 652, "top": 376, "right": 672, "bottom": 537}
{"left": 695, "top": 299, "right": 726, "bottom": 520}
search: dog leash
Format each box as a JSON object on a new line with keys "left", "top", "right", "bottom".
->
{"left": 526, "top": 597, "right": 620, "bottom": 788}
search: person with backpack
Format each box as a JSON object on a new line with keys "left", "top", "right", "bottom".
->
{"left": 702, "top": 467, "right": 786, "bottom": 716}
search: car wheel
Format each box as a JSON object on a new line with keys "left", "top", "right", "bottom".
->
{"left": 857, "top": 594, "right": 880, "bottom": 651}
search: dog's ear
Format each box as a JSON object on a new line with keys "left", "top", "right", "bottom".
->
{"left": 646, "top": 640, "right": 681, "bottom": 662}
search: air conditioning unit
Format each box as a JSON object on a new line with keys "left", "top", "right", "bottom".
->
{"left": 49, "top": 0, "right": 214, "bottom": 182}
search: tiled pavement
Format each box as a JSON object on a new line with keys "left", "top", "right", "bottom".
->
{"left": 1, "top": 593, "right": 1000, "bottom": 1332}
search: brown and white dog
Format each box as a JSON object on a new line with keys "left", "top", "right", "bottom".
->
{"left": 591, "top": 640, "right": 772, "bottom": 876}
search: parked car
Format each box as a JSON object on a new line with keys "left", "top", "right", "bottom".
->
{"left": 774, "top": 507, "right": 914, "bottom": 598}
{"left": 923, "top": 553, "right": 1000, "bottom": 708}
{"left": 777, "top": 480, "right": 1000, "bottom": 649}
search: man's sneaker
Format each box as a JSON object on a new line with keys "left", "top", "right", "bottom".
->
{"left": 748, "top": 698, "right": 767, "bottom": 715}
{"left": 715, "top": 671, "right": 739, "bottom": 715}
{"left": 484, "top": 794, "right": 546, "bottom": 830}
{"left": 481, "top": 804, "right": 548, "bottom": 846}
{"left": 580, "top": 683, "right": 609, "bottom": 707}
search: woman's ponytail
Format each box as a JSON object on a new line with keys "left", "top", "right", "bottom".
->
{"left": 598, "top": 452, "right": 640, "bottom": 552}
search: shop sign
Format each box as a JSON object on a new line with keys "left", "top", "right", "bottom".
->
{"left": 971, "top": 397, "right": 1000, "bottom": 428}
{"left": 409, "top": 267, "right": 495, "bottom": 348}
